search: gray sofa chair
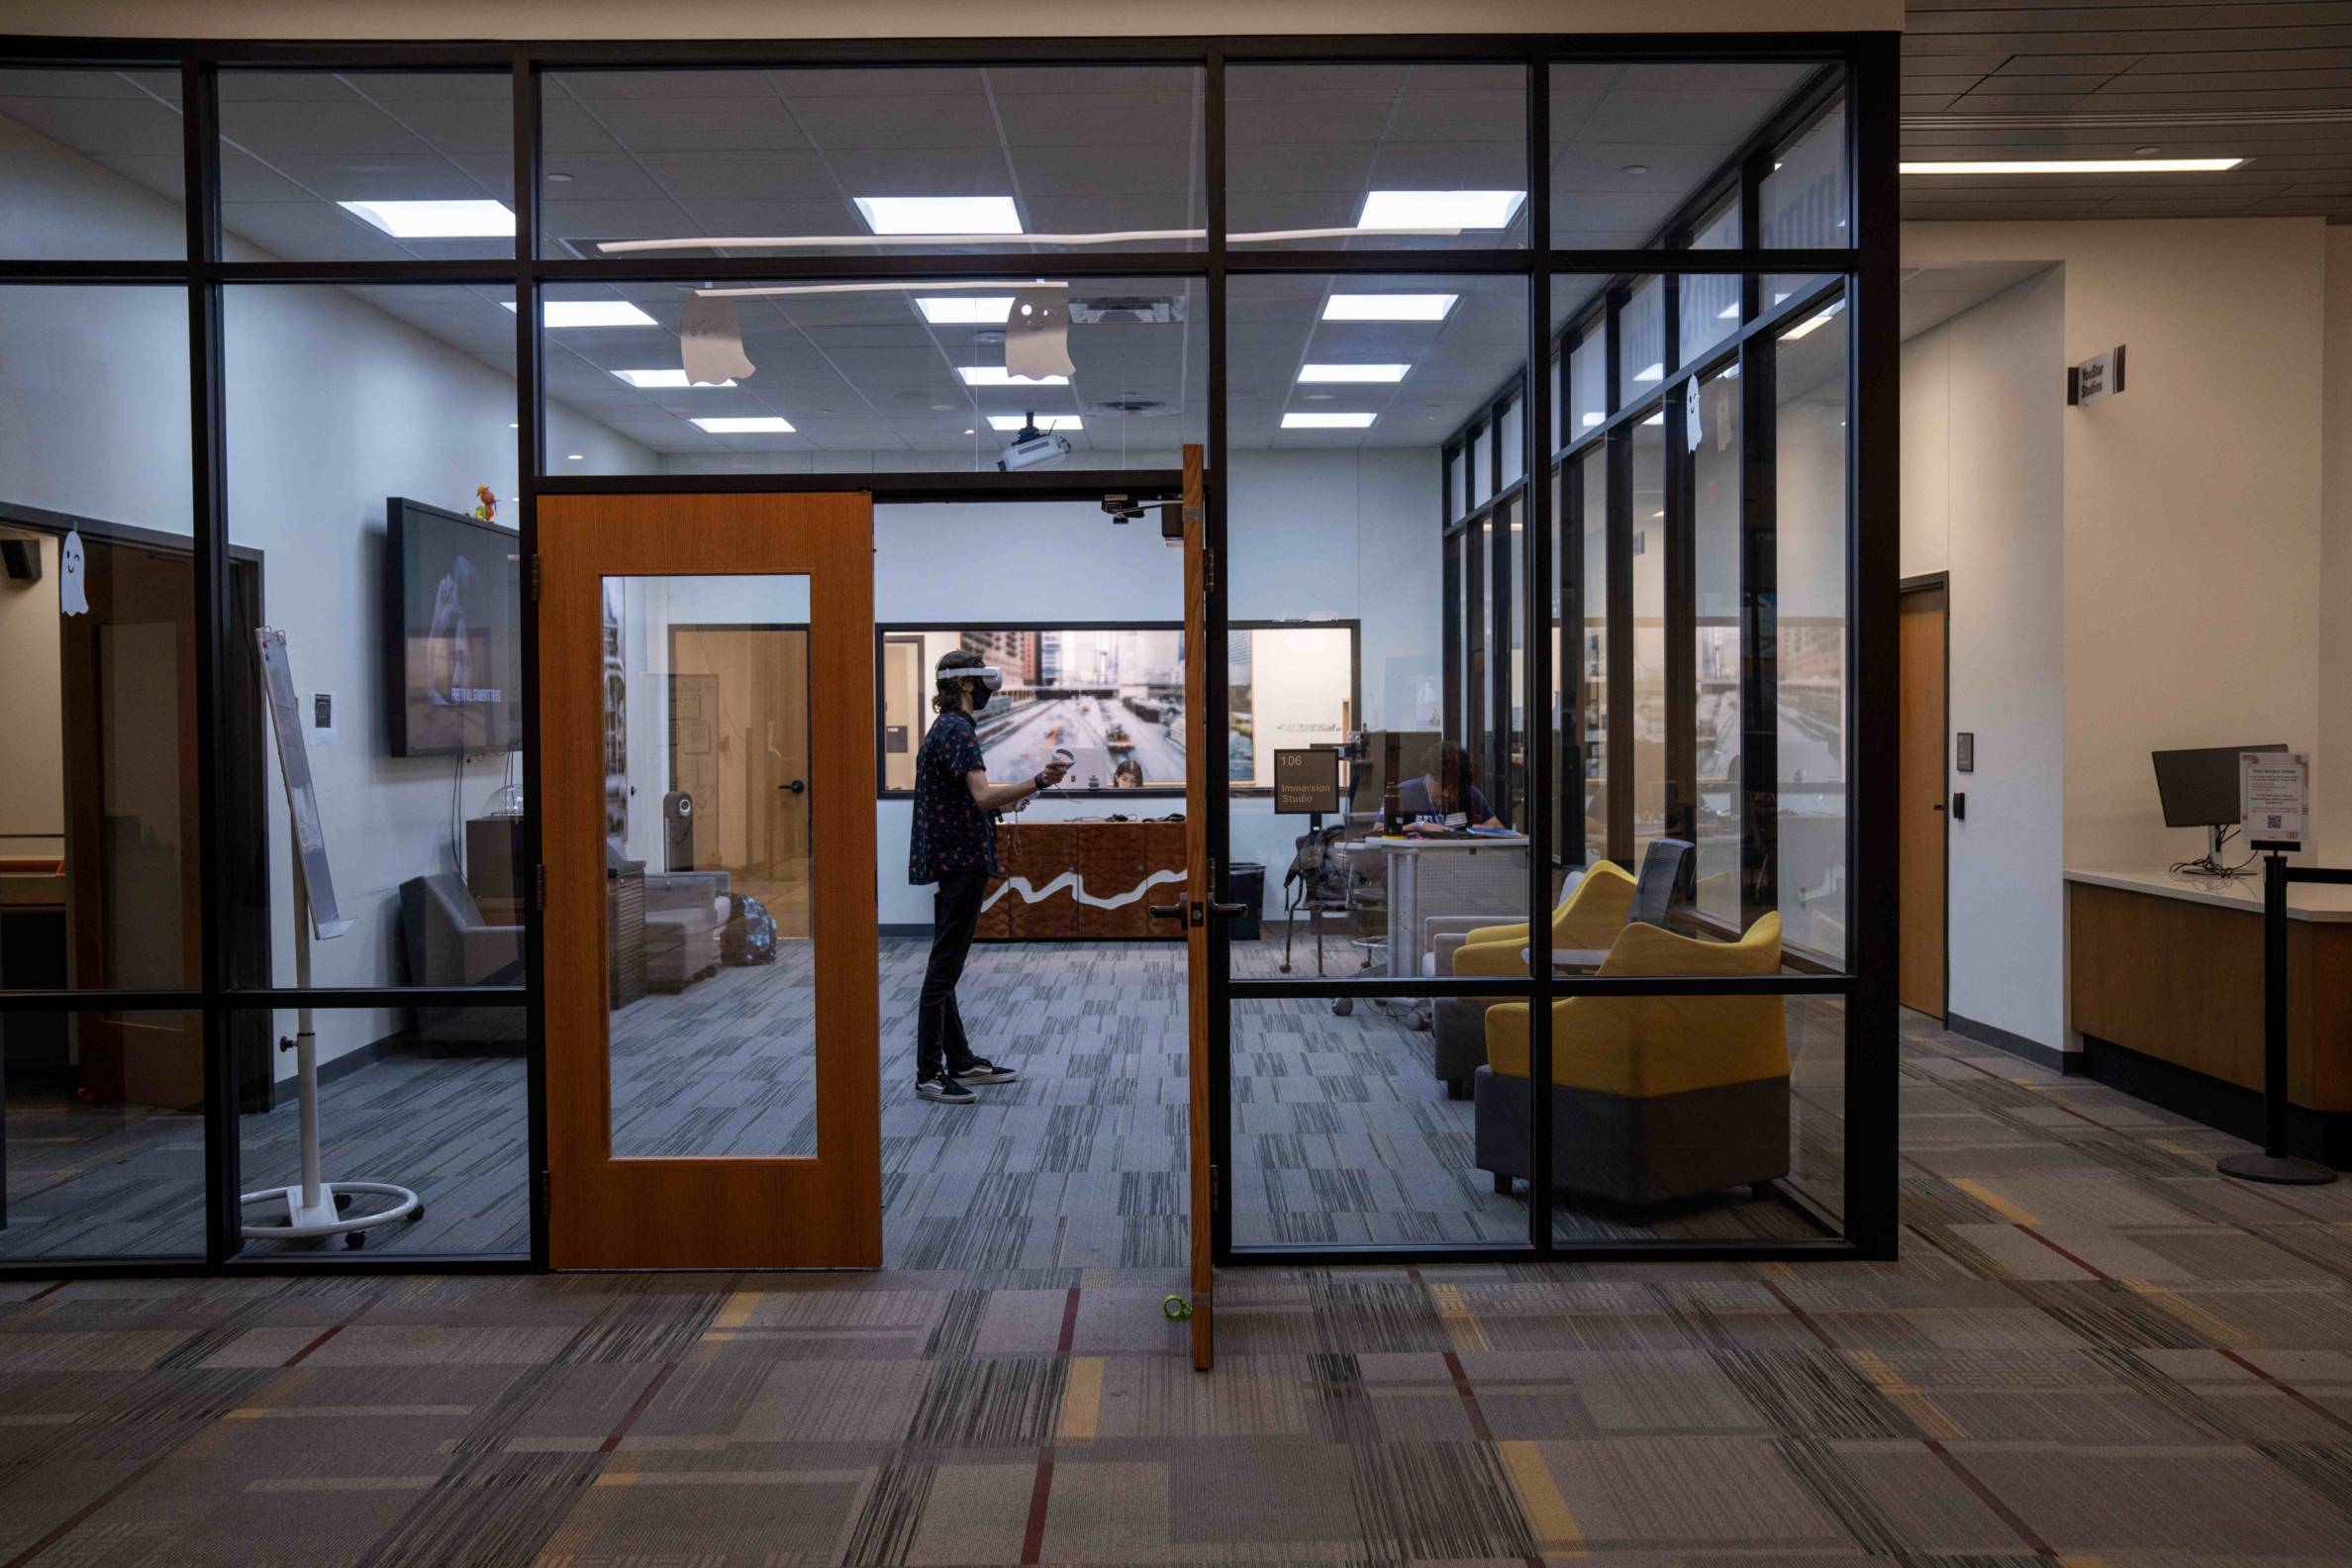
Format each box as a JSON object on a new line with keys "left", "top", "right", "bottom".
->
{"left": 397, "top": 872, "right": 525, "bottom": 1045}
{"left": 643, "top": 869, "right": 731, "bottom": 992}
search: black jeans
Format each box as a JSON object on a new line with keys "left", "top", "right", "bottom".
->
{"left": 917, "top": 870, "right": 989, "bottom": 1081}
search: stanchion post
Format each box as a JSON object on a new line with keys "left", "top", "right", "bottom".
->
{"left": 2216, "top": 852, "right": 2335, "bottom": 1185}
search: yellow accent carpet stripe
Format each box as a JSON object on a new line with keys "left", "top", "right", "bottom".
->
{"left": 2126, "top": 1280, "right": 2246, "bottom": 1344}
{"left": 1846, "top": 1348, "right": 1966, "bottom": 1440}
{"left": 711, "top": 1290, "right": 762, "bottom": 1331}
{"left": 1951, "top": 1177, "right": 2040, "bottom": 1225}
{"left": 1498, "top": 1439, "right": 1584, "bottom": 1553}
{"left": 1430, "top": 1282, "right": 1491, "bottom": 1353}
{"left": 1057, "top": 1356, "right": 1103, "bottom": 1441}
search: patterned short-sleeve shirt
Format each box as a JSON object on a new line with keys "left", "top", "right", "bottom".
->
{"left": 908, "top": 709, "right": 999, "bottom": 884}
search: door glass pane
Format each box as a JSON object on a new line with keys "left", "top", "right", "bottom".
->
{"left": 1629, "top": 416, "right": 1667, "bottom": 864}
{"left": 1567, "top": 323, "right": 1606, "bottom": 438}
{"left": 1618, "top": 277, "right": 1663, "bottom": 406}
{"left": 603, "top": 574, "right": 815, "bottom": 1158}
{"left": 1693, "top": 363, "right": 1742, "bottom": 931}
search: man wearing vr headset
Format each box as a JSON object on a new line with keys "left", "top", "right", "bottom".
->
{"left": 909, "top": 648, "right": 1070, "bottom": 1103}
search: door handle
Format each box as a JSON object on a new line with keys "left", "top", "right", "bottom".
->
{"left": 1208, "top": 902, "right": 1249, "bottom": 919}
{"left": 1147, "top": 903, "right": 1185, "bottom": 921}
{"left": 1931, "top": 802, "right": 1945, "bottom": 812}
{"left": 780, "top": 779, "right": 806, "bottom": 795}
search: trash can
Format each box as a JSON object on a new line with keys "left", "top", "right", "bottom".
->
{"left": 1226, "top": 862, "right": 1265, "bottom": 941}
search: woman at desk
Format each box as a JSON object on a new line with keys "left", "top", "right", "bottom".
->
{"left": 1394, "top": 740, "right": 1503, "bottom": 832}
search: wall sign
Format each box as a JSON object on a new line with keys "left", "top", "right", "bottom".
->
{"left": 2067, "top": 345, "right": 2125, "bottom": 406}
{"left": 1272, "top": 747, "right": 1341, "bottom": 815}
{"left": 2241, "top": 750, "right": 2308, "bottom": 851}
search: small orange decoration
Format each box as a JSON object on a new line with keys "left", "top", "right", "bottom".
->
{"left": 472, "top": 486, "right": 497, "bottom": 523}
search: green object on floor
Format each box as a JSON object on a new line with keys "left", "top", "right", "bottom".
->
{"left": 1161, "top": 1294, "right": 1192, "bottom": 1320}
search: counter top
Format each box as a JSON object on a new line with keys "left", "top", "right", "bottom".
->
{"left": 2065, "top": 866, "right": 2352, "bottom": 924}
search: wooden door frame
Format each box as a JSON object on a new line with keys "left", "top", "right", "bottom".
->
{"left": 1899, "top": 571, "right": 1949, "bottom": 1021}
{"left": 539, "top": 492, "right": 878, "bottom": 1270}
{"left": 1180, "top": 444, "right": 1212, "bottom": 1369}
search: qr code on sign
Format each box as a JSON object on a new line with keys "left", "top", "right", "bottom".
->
{"left": 2267, "top": 815, "right": 2284, "bottom": 829}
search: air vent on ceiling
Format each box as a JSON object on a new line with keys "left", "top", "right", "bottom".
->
{"left": 1089, "top": 398, "right": 1171, "bottom": 418}
{"left": 1069, "top": 296, "right": 1186, "bottom": 325}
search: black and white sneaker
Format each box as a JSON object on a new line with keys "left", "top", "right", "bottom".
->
{"left": 916, "top": 1072, "right": 974, "bottom": 1105}
{"left": 953, "top": 1058, "right": 1020, "bottom": 1085}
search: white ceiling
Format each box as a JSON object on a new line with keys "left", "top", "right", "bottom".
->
{"left": 1, "top": 59, "right": 1821, "bottom": 456}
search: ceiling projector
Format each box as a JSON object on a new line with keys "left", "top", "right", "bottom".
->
{"left": 996, "top": 412, "right": 1072, "bottom": 472}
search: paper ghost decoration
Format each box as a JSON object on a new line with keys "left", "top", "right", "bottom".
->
{"left": 58, "top": 529, "right": 87, "bottom": 617}
{"left": 1006, "top": 288, "right": 1074, "bottom": 381}
{"left": 681, "top": 295, "right": 755, "bottom": 387}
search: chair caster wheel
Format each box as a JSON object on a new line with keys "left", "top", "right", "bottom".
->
{"left": 335, "top": 1192, "right": 353, "bottom": 1212}
{"left": 407, "top": 1205, "right": 425, "bottom": 1223}
{"left": 344, "top": 1231, "right": 366, "bottom": 1249}
{"left": 1332, "top": 998, "right": 1353, "bottom": 1018}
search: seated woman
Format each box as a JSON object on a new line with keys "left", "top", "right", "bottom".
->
{"left": 1110, "top": 758, "right": 1145, "bottom": 789}
{"left": 1394, "top": 739, "right": 1503, "bottom": 830}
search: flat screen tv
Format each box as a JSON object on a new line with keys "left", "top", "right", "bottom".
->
{"left": 386, "top": 496, "right": 521, "bottom": 756}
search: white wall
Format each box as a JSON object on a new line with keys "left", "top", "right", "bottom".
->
{"left": 1901, "top": 268, "right": 2066, "bottom": 1052}
{"left": 1908, "top": 220, "right": 2331, "bottom": 880}
{"left": 2321, "top": 229, "right": 2352, "bottom": 872}
{"left": 1, "top": 104, "right": 653, "bottom": 1071}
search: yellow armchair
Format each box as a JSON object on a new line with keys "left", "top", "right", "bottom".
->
{"left": 1449, "top": 860, "right": 1637, "bottom": 977}
{"left": 1475, "top": 913, "right": 1790, "bottom": 1206}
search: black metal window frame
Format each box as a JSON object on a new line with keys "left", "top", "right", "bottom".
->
{"left": 0, "top": 30, "right": 1897, "bottom": 1276}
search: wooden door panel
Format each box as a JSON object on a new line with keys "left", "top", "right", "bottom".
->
{"left": 1898, "top": 588, "right": 1947, "bottom": 1018}
{"left": 541, "top": 493, "right": 876, "bottom": 1270}
{"left": 1181, "top": 444, "right": 1212, "bottom": 1370}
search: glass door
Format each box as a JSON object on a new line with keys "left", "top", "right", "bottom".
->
{"left": 539, "top": 493, "right": 878, "bottom": 1269}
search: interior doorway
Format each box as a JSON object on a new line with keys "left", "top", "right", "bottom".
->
{"left": 667, "top": 625, "right": 812, "bottom": 939}
{"left": 1899, "top": 579, "right": 1948, "bottom": 1019}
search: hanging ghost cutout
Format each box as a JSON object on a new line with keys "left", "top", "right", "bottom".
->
{"left": 680, "top": 294, "right": 755, "bottom": 387}
{"left": 58, "top": 529, "right": 87, "bottom": 617}
{"left": 1006, "top": 287, "right": 1074, "bottom": 381}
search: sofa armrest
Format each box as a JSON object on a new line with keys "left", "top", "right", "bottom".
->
{"left": 458, "top": 923, "right": 523, "bottom": 986}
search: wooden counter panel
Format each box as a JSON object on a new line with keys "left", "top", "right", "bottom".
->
{"left": 979, "top": 818, "right": 1185, "bottom": 941}
{"left": 2068, "top": 880, "right": 2349, "bottom": 1112}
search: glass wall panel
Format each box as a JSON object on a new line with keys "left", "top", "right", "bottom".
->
{"left": 1499, "top": 391, "right": 1523, "bottom": 489}
{"left": 1470, "top": 424, "right": 1493, "bottom": 508}
{"left": 0, "top": 68, "right": 184, "bottom": 259}
{"left": 1, "top": 287, "right": 197, "bottom": 999}
{"left": 225, "top": 285, "right": 559, "bottom": 1026}
{"left": 1776, "top": 298, "right": 1849, "bottom": 965}
{"left": 540, "top": 277, "right": 1204, "bottom": 475}
{"left": 1576, "top": 452, "right": 1609, "bottom": 861}
{"left": 1228, "top": 63, "right": 1527, "bottom": 250}
{"left": 1225, "top": 273, "right": 1528, "bottom": 983}
{"left": 542, "top": 67, "right": 1204, "bottom": 257}
{"left": 1618, "top": 277, "right": 1663, "bottom": 407}
{"left": 1692, "top": 360, "right": 1742, "bottom": 931}
{"left": 1548, "top": 62, "right": 1813, "bottom": 249}
{"left": 1764, "top": 98, "right": 1848, "bottom": 316}
{"left": 235, "top": 1007, "right": 527, "bottom": 1256}
{"left": 1676, "top": 272, "right": 1741, "bottom": 368}
{"left": 1629, "top": 411, "right": 1667, "bottom": 867}
{"left": 1, "top": 1010, "right": 204, "bottom": 1260}
{"left": 1566, "top": 322, "right": 1606, "bottom": 441}
{"left": 1689, "top": 191, "right": 1739, "bottom": 249}
{"left": 220, "top": 71, "right": 514, "bottom": 262}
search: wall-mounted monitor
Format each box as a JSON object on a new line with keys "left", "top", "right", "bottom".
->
{"left": 385, "top": 496, "right": 522, "bottom": 756}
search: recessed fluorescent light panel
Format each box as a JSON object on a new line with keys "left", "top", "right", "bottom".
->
{"left": 1356, "top": 190, "right": 1526, "bottom": 230}
{"left": 501, "top": 300, "right": 657, "bottom": 328}
{"left": 614, "top": 369, "right": 735, "bottom": 388}
{"left": 1322, "top": 293, "right": 1458, "bottom": 323}
{"left": 1901, "top": 157, "right": 2243, "bottom": 174}
{"left": 1782, "top": 299, "right": 1847, "bottom": 342}
{"left": 918, "top": 296, "right": 1015, "bottom": 324}
{"left": 957, "top": 366, "right": 1070, "bottom": 386}
{"left": 854, "top": 195, "right": 1024, "bottom": 235}
{"left": 1298, "top": 364, "right": 1411, "bottom": 384}
{"left": 986, "top": 414, "right": 1083, "bottom": 432}
{"left": 339, "top": 199, "right": 515, "bottom": 239}
{"left": 693, "top": 416, "right": 795, "bottom": 434}
{"left": 1283, "top": 412, "right": 1378, "bottom": 429}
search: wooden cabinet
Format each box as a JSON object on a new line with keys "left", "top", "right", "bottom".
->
{"left": 979, "top": 818, "right": 1187, "bottom": 941}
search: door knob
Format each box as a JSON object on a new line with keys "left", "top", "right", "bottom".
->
{"left": 780, "top": 779, "right": 806, "bottom": 794}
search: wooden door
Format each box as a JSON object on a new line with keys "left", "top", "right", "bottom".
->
{"left": 1180, "top": 445, "right": 1213, "bottom": 1369}
{"left": 1898, "top": 585, "right": 1947, "bottom": 1018}
{"left": 670, "top": 626, "right": 812, "bottom": 938}
{"left": 541, "top": 493, "right": 877, "bottom": 1269}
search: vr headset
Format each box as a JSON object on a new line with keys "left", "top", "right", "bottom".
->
{"left": 936, "top": 659, "right": 1004, "bottom": 694}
